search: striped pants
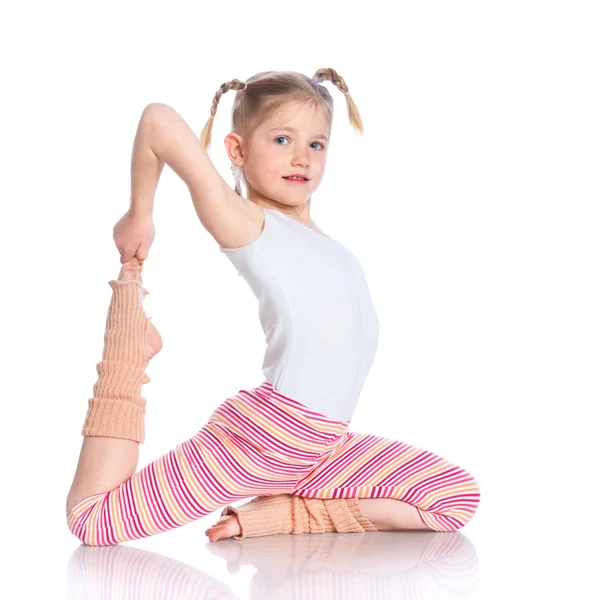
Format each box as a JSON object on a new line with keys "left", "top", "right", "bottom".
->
{"left": 67, "top": 381, "right": 481, "bottom": 546}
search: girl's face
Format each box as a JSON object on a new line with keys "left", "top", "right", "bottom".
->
{"left": 231, "top": 101, "right": 330, "bottom": 207}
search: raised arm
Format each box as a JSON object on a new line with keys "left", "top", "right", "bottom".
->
{"left": 131, "top": 103, "right": 258, "bottom": 248}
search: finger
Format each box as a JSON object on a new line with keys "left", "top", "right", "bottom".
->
{"left": 136, "top": 245, "right": 149, "bottom": 262}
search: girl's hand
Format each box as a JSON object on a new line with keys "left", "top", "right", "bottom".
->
{"left": 113, "top": 210, "right": 155, "bottom": 264}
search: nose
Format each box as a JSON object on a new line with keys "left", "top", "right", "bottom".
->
{"left": 291, "top": 146, "right": 311, "bottom": 168}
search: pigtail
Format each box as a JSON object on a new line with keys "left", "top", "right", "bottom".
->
{"left": 199, "top": 78, "right": 247, "bottom": 151}
{"left": 312, "top": 68, "right": 364, "bottom": 135}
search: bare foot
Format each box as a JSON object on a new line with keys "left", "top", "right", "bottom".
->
{"left": 205, "top": 513, "right": 242, "bottom": 542}
{"left": 117, "top": 258, "right": 163, "bottom": 360}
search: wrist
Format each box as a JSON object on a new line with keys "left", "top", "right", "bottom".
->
{"left": 128, "top": 203, "right": 153, "bottom": 219}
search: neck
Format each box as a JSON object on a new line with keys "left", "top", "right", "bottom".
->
{"left": 248, "top": 197, "right": 314, "bottom": 224}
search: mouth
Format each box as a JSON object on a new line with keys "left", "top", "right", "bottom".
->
{"left": 283, "top": 176, "right": 310, "bottom": 183}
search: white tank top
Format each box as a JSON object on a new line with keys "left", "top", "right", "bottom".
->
{"left": 219, "top": 207, "right": 380, "bottom": 422}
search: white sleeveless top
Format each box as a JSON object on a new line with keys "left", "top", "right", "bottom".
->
{"left": 219, "top": 207, "right": 380, "bottom": 422}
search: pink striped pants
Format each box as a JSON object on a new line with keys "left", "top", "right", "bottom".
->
{"left": 67, "top": 381, "right": 481, "bottom": 545}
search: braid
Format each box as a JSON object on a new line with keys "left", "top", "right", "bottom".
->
{"left": 312, "top": 68, "right": 364, "bottom": 134}
{"left": 199, "top": 78, "right": 247, "bottom": 152}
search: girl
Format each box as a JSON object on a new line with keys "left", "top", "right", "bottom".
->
{"left": 66, "top": 69, "right": 481, "bottom": 546}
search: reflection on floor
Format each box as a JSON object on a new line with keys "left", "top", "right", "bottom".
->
{"left": 68, "top": 530, "right": 479, "bottom": 599}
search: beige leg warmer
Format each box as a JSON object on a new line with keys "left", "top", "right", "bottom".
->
{"left": 219, "top": 494, "right": 377, "bottom": 540}
{"left": 80, "top": 279, "right": 152, "bottom": 444}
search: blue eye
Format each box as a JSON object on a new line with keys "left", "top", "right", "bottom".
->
{"left": 274, "top": 136, "right": 325, "bottom": 150}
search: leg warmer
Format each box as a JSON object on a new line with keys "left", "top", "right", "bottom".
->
{"left": 80, "top": 279, "right": 151, "bottom": 444}
{"left": 220, "top": 494, "right": 377, "bottom": 540}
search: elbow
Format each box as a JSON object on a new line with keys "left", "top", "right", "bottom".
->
{"left": 142, "top": 102, "right": 172, "bottom": 123}
{"left": 144, "top": 102, "right": 169, "bottom": 111}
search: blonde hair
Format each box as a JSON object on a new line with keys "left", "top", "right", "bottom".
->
{"left": 198, "top": 68, "right": 363, "bottom": 196}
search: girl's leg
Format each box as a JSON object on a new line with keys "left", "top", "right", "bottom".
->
{"left": 66, "top": 258, "right": 157, "bottom": 518}
{"left": 65, "top": 261, "right": 310, "bottom": 546}
{"left": 291, "top": 430, "right": 481, "bottom": 532}
{"left": 209, "top": 430, "right": 481, "bottom": 539}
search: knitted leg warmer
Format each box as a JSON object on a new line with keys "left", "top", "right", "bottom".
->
{"left": 80, "top": 278, "right": 152, "bottom": 444}
{"left": 219, "top": 494, "right": 377, "bottom": 540}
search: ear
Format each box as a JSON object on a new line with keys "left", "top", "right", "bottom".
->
{"left": 224, "top": 132, "right": 246, "bottom": 167}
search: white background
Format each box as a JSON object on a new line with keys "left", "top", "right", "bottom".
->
{"left": 2, "top": 1, "right": 591, "bottom": 598}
